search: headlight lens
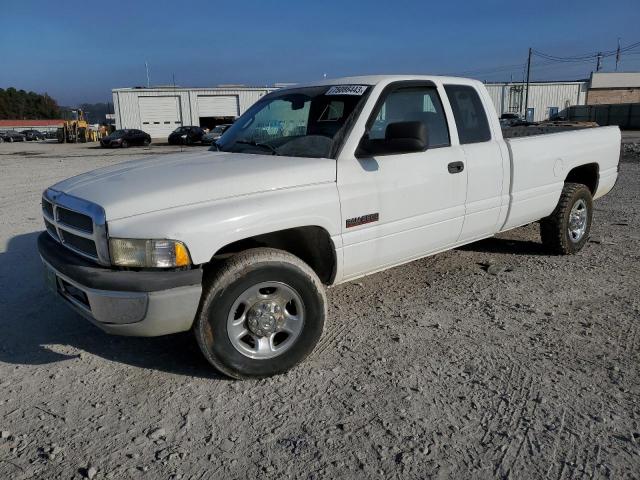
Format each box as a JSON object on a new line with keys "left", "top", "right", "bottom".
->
{"left": 109, "top": 238, "right": 191, "bottom": 268}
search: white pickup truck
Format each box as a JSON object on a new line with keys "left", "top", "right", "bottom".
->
{"left": 39, "top": 75, "right": 621, "bottom": 378}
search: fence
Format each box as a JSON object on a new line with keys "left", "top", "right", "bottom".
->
{"left": 567, "top": 103, "right": 640, "bottom": 129}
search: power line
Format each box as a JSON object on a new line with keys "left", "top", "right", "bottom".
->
{"left": 532, "top": 40, "right": 640, "bottom": 63}
{"left": 443, "top": 62, "right": 525, "bottom": 77}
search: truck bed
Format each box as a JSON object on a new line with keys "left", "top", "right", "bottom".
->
{"left": 502, "top": 124, "right": 595, "bottom": 139}
{"left": 500, "top": 125, "right": 621, "bottom": 231}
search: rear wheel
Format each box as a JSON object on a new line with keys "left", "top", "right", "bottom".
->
{"left": 143, "top": 138, "right": 150, "bottom": 146}
{"left": 194, "top": 248, "right": 326, "bottom": 379}
{"left": 540, "top": 182, "right": 593, "bottom": 254}
{"left": 121, "top": 140, "right": 129, "bottom": 148}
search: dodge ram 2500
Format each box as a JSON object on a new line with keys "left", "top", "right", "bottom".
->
{"left": 38, "top": 75, "right": 621, "bottom": 378}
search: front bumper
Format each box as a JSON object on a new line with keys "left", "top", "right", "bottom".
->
{"left": 38, "top": 232, "right": 203, "bottom": 336}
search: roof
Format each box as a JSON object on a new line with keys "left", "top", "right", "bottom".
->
{"left": 287, "top": 75, "right": 486, "bottom": 90}
{"left": 590, "top": 72, "right": 640, "bottom": 89}
{"left": 0, "top": 119, "right": 64, "bottom": 127}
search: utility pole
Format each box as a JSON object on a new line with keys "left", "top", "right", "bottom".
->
{"left": 523, "top": 47, "right": 532, "bottom": 119}
{"left": 596, "top": 52, "right": 603, "bottom": 71}
{"left": 145, "top": 61, "right": 150, "bottom": 88}
{"left": 615, "top": 38, "right": 621, "bottom": 71}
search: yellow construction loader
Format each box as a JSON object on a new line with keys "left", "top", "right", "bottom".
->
{"left": 57, "top": 109, "right": 97, "bottom": 143}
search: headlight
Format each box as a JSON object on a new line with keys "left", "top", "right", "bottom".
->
{"left": 109, "top": 238, "right": 191, "bottom": 268}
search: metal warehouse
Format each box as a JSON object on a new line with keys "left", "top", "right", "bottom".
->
{"left": 113, "top": 79, "right": 597, "bottom": 137}
{"left": 485, "top": 80, "right": 588, "bottom": 122}
{"left": 112, "top": 86, "right": 276, "bottom": 138}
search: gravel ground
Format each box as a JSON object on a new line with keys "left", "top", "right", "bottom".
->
{"left": 0, "top": 140, "right": 639, "bottom": 480}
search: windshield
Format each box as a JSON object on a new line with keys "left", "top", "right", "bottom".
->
{"left": 212, "top": 85, "right": 370, "bottom": 158}
{"left": 212, "top": 125, "right": 227, "bottom": 133}
{"left": 110, "top": 130, "right": 127, "bottom": 138}
{"left": 173, "top": 126, "right": 190, "bottom": 133}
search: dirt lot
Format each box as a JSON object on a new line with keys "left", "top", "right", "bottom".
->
{"left": 1, "top": 140, "right": 639, "bottom": 479}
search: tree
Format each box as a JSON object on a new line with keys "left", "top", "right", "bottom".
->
{"left": 0, "top": 88, "right": 61, "bottom": 119}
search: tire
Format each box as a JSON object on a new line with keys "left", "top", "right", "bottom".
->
{"left": 540, "top": 182, "right": 593, "bottom": 255}
{"left": 194, "top": 248, "right": 326, "bottom": 379}
{"left": 121, "top": 140, "right": 129, "bottom": 148}
{"left": 143, "top": 138, "right": 150, "bottom": 146}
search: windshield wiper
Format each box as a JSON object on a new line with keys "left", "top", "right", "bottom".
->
{"left": 234, "top": 140, "right": 278, "bottom": 155}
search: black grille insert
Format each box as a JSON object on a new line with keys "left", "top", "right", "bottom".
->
{"left": 44, "top": 219, "right": 59, "bottom": 240}
{"left": 60, "top": 231, "right": 98, "bottom": 257}
{"left": 57, "top": 208, "right": 93, "bottom": 233}
{"left": 42, "top": 199, "right": 54, "bottom": 218}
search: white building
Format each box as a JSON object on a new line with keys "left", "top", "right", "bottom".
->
{"left": 484, "top": 80, "right": 589, "bottom": 122}
{"left": 112, "top": 79, "right": 592, "bottom": 137}
{"left": 112, "top": 86, "right": 276, "bottom": 138}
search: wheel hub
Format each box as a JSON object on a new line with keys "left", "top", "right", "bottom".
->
{"left": 246, "top": 301, "right": 284, "bottom": 337}
{"left": 568, "top": 198, "right": 588, "bottom": 242}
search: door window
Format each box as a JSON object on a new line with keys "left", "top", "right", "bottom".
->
{"left": 368, "top": 86, "right": 450, "bottom": 149}
{"left": 444, "top": 85, "right": 491, "bottom": 144}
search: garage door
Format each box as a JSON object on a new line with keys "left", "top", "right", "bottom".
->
{"left": 198, "top": 96, "right": 239, "bottom": 117}
{"left": 139, "top": 96, "right": 182, "bottom": 138}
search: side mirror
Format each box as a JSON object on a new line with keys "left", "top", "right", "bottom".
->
{"left": 356, "top": 121, "right": 428, "bottom": 157}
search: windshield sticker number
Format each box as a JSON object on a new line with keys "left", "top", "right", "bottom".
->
{"left": 325, "top": 85, "right": 368, "bottom": 96}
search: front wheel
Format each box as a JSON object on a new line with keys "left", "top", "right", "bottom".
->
{"left": 540, "top": 182, "right": 593, "bottom": 254}
{"left": 121, "top": 140, "right": 129, "bottom": 148}
{"left": 194, "top": 248, "right": 326, "bottom": 379}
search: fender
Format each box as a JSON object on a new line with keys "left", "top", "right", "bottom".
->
{"left": 107, "top": 182, "right": 343, "bottom": 265}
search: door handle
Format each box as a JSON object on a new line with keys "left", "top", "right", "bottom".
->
{"left": 448, "top": 161, "right": 464, "bottom": 174}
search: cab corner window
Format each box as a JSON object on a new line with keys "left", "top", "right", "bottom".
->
{"left": 444, "top": 85, "right": 491, "bottom": 144}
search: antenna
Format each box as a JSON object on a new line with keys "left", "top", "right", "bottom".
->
{"left": 145, "top": 61, "right": 150, "bottom": 88}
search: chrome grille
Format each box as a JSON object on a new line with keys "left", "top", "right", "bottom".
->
{"left": 42, "top": 189, "right": 110, "bottom": 265}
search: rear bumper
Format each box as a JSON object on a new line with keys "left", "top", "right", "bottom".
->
{"left": 38, "top": 232, "right": 203, "bottom": 336}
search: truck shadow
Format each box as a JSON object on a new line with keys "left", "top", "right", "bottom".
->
{"left": 0, "top": 232, "right": 224, "bottom": 380}
{"left": 458, "top": 236, "right": 549, "bottom": 256}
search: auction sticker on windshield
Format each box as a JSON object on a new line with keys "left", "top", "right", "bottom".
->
{"left": 325, "top": 85, "right": 368, "bottom": 96}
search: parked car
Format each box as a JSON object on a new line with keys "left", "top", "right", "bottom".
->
{"left": 21, "top": 129, "right": 45, "bottom": 141}
{"left": 201, "top": 124, "right": 232, "bottom": 144}
{"left": 168, "top": 126, "right": 205, "bottom": 145}
{"left": 0, "top": 130, "right": 26, "bottom": 142}
{"left": 38, "top": 75, "right": 620, "bottom": 379}
{"left": 100, "top": 129, "right": 151, "bottom": 148}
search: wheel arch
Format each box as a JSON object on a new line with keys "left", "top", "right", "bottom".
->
{"left": 206, "top": 226, "right": 337, "bottom": 285}
{"left": 565, "top": 163, "right": 599, "bottom": 195}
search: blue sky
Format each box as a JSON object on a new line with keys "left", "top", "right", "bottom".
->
{"left": 1, "top": 0, "right": 639, "bottom": 105}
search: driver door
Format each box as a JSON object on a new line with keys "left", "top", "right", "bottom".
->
{"left": 337, "top": 83, "right": 467, "bottom": 280}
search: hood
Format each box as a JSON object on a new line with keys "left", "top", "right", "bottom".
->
{"left": 51, "top": 150, "right": 336, "bottom": 220}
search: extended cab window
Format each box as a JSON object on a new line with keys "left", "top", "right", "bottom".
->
{"left": 444, "top": 85, "right": 491, "bottom": 144}
{"left": 369, "top": 86, "right": 450, "bottom": 148}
